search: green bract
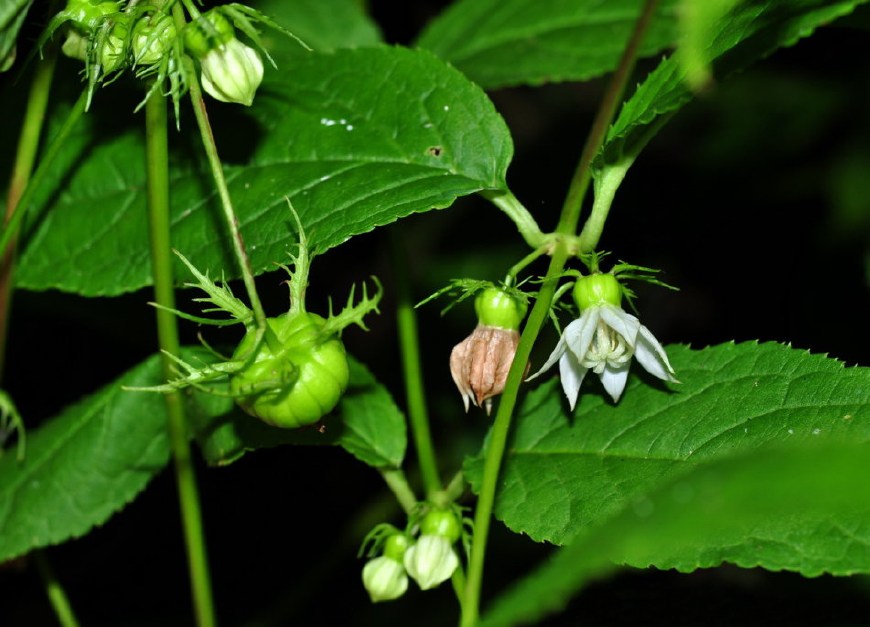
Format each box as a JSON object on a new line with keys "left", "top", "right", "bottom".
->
{"left": 184, "top": 10, "right": 235, "bottom": 58}
{"left": 131, "top": 12, "right": 176, "bottom": 66}
{"left": 99, "top": 15, "right": 131, "bottom": 73}
{"left": 64, "top": 0, "right": 120, "bottom": 32}
{"left": 474, "top": 286, "right": 527, "bottom": 330}
{"left": 230, "top": 313, "right": 349, "bottom": 429}
{"left": 573, "top": 272, "right": 622, "bottom": 311}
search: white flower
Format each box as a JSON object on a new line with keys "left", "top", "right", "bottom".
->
{"left": 200, "top": 39, "right": 264, "bottom": 106}
{"left": 362, "top": 556, "right": 408, "bottom": 602}
{"left": 403, "top": 535, "right": 459, "bottom": 590}
{"left": 529, "top": 303, "right": 677, "bottom": 409}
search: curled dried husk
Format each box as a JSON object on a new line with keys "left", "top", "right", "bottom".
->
{"left": 449, "top": 324, "right": 525, "bottom": 415}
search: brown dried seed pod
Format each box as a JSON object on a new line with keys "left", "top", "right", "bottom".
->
{"left": 449, "top": 325, "right": 526, "bottom": 415}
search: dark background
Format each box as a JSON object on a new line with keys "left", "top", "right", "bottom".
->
{"left": 3, "top": 1, "right": 869, "bottom": 625}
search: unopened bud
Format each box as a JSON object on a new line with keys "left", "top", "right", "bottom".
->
{"left": 198, "top": 38, "right": 263, "bottom": 106}
{"left": 362, "top": 556, "right": 408, "bottom": 602}
{"left": 403, "top": 535, "right": 459, "bottom": 590}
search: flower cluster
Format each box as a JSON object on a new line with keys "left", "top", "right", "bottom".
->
{"left": 41, "top": 0, "right": 304, "bottom": 110}
{"left": 360, "top": 508, "right": 465, "bottom": 603}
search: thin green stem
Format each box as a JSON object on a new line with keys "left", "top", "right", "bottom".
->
{"left": 0, "top": 51, "right": 65, "bottom": 379}
{"left": 172, "top": 5, "right": 278, "bottom": 352}
{"left": 389, "top": 227, "right": 442, "bottom": 497}
{"left": 460, "top": 3, "right": 661, "bottom": 625}
{"left": 34, "top": 550, "right": 80, "bottom": 627}
{"left": 557, "top": 0, "right": 661, "bottom": 239}
{"left": 145, "top": 88, "right": 216, "bottom": 627}
{"left": 577, "top": 114, "right": 672, "bottom": 253}
{"left": 459, "top": 244, "right": 568, "bottom": 627}
{"left": 480, "top": 189, "right": 547, "bottom": 249}
{"left": 378, "top": 468, "right": 418, "bottom": 514}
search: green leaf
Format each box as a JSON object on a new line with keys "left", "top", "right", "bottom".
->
{"left": 251, "top": 0, "right": 382, "bottom": 51}
{"left": 195, "top": 356, "right": 407, "bottom": 469}
{"left": 17, "top": 46, "right": 512, "bottom": 295}
{"left": 416, "top": 0, "right": 680, "bottom": 89}
{"left": 0, "top": 354, "right": 172, "bottom": 563}
{"left": 597, "top": 0, "right": 869, "bottom": 167}
{"left": 0, "top": 0, "right": 32, "bottom": 72}
{"left": 480, "top": 442, "right": 870, "bottom": 627}
{"left": 465, "top": 342, "right": 869, "bottom": 546}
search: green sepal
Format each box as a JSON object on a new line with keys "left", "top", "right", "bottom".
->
{"left": 0, "top": 391, "right": 26, "bottom": 462}
{"left": 183, "top": 9, "right": 235, "bottom": 58}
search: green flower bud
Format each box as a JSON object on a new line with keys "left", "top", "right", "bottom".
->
{"left": 403, "top": 535, "right": 459, "bottom": 590}
{"left": 419, "top": 510, "right": 461, "bottom": 543}
{"left": 131, "top": 12, "right": 176, "bottom": 66}
{"left": 474, "top": 286, "right": 527, "bottom": 331}
{"left": 573, "top": 273, "right": 622, "bottom": 311}
{"left": 362, "top": 556, "right": 408, "bottom": 603}
{"left": 183, "top": 10, "right": 235, "bottom": 58}
{"left": 62, "top": 29, "right": 89, "bottom": 61}
{"left": 198, "top": 38, "right": 264, "bottom": 106}
{"left": 99, "top": 16, "right": 131, "bottom": 73}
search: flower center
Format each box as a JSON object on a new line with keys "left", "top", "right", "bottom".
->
{"left": 580, "top": 320, "right": 633, "bottom": 373}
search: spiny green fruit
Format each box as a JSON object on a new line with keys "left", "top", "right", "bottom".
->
{"left": 230, "top": 312, "right": 349, "bottom": 428}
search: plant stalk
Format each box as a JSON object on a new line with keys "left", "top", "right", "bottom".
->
{"left": 389, "top": 227, "right": 442, "bottom": 498}
{"left": 171, "top": 4, "right": 278, "bottom": 352}
{"left": 34, "top": 550, "right": 80, "bottom": 627}
{"left": 459, "top": 2, "right": 661, "bottom": 625}
{"left": 0, "top": 50, "right": 60, "bottom": 379}
{"left": 557, "top": 0, "right": 661, "bottom": 238}
{"left": 145, "top": 88, "right": 216, "bottom": 627}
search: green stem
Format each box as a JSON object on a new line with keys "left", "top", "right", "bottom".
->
{"left": 557, "top": 0, "right": 661, "bottom": 238}
{"left": 145, "top": 88, "right": 216, "bottom": 627}
{"left": 459, "top": 3, "right": 661, "bottom": 625}
{"left": 172, "top": 5, "right": 278, "bottom": 352}
{"left": 378, "top": 468, "right": 418, "bottom": 514}
{"left": 577, "top": 114, "right": 672, "bottom": 253}
{"left": 389, "top": 227, "right": 442, "bottom": 497}
{"left": 480, "top": 189, "right": 547, "bottom": 249}
{"left": 34, "top": 550, "right": 80, "bottom": 627}
{"left": 577, "top": 158, "right": 632, "bottom": 253}
{"left": 0, "top": 52, "right": 66, "bottom": 379}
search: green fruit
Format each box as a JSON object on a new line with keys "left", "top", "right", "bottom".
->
{"left": 230, "top": 313, "right": 349, "bottom": 428}
{"left": 474, "top": 286, "right": 527, "bottom": 331}
{"left": 420, "top": 510, "right": 461, "bottom": 543}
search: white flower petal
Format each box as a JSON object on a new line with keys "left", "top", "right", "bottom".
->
{"left": 404, "top": 536, "right": 459, "bottom": 590}
{"left": 362, "top": 556, "right": 408, "bottom": 602}
{"left": 598, "top": 361, "right": 631, "bottom": 402}
{"left": 634, "top": 324, "right": 678, "bottom": 382}
{"left": 563, "top": 308, "right": 600, "bottom": 360}
{"left": 599, "top": 304, "right": 640, "bottom": 347}
{"left": 526, "top": 330, "right": 569, "bottom": 381}
{"left": 559, "top": 350, "right": 588, "bottom": 411}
